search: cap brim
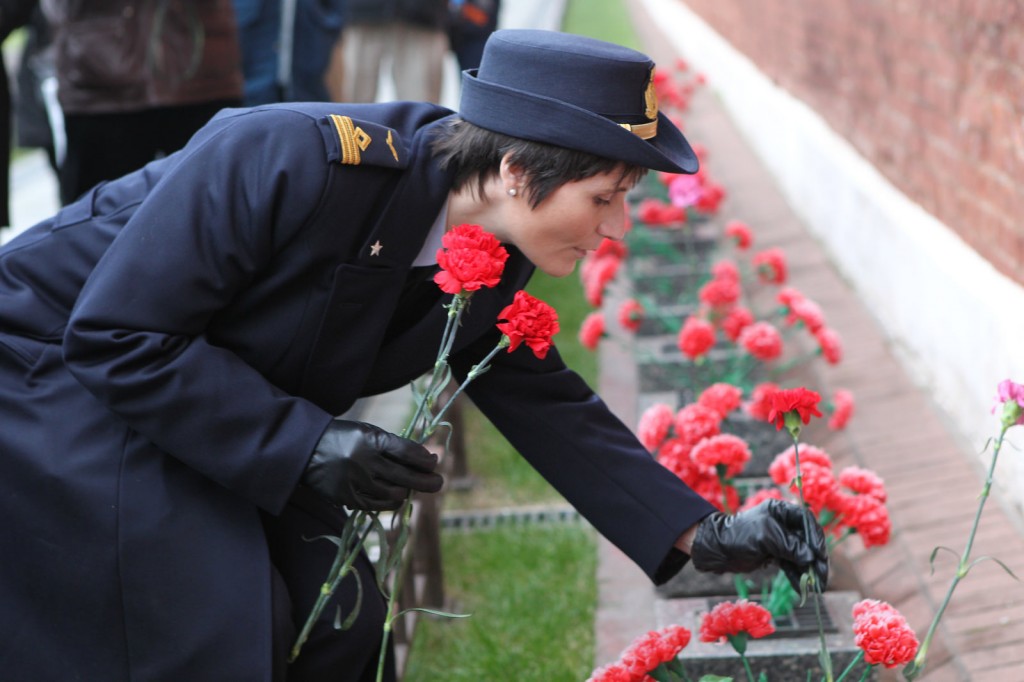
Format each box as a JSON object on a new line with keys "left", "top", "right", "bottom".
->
{"left": 460, "top": 70, "right": 699, "bottom": 174}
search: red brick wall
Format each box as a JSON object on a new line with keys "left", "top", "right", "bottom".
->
{"left": 679, "top": 0, "right": 1024, "bottom": 285}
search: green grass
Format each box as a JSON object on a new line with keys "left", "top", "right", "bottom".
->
{"left": 562, "top": 0, "right": 642, "bottom": 49}
{"left": 402, "top": 525, "right": 598, "bottom": 682}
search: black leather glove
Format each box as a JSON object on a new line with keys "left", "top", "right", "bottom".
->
{"left": 301, "top": 420, "right": 445, "bottom": 511}
{"left": 690, "top": 499, "right": 829, "bottom": 591}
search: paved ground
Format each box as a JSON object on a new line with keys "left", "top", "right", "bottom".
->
{"left": 591, "top": 2, "right": 1024, "bottom": 680}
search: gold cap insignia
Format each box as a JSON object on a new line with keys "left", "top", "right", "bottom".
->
{"left": 644, "top": 67, "right": 658, "bottom": 121}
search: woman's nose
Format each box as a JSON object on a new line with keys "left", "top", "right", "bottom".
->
{"left": 597, "top": 206, "right": 628, "bottom": 241}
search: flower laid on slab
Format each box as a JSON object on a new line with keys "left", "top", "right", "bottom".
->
{"left": 587, "top": 624, "right": 692, "bottom": 682}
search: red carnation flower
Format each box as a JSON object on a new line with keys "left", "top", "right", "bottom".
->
{"left": 618, "top": 298, "right": 644, "bottom": 332}
{"left": 852, "top": 600, "right": 919, "bottom": 668}
{"left": 721, "top": 305, "right": 754, "bottom": 343}
{"left": 578, "top": 311, "right": 605, "bottom": 351}
{"left": 496, "top": 290, "right": 559, "bottom": 359}
{"left": 674, "top": 403, "right": 722, "bottom": 446}
{"left": 738, "top": 321, "right": 783, "bottom": 361}
{"left": 677, "top": 316, "right": 716, "bottom": 360}
{"left": 433, "top": 223, "right": 509, "bottom": 294}
{"left": 657, "top": 437, "right": 699, "bottom": 482}
{"left": 697, "top": 382, "right": 743, "bottom": 418}
{"left": 637, "top": 403, "right": 675, "bottom": 452}
{"left": 711, "top": 259, "right": 741, "bottom": 282}
{"left": 744, "top": 382, "right": 779, "bottom": 421}
{"left": 691, "top": 433, "right": 751, "bottom": 478}
{"left": 699, "top": 277, "right": 741, "bottom": 310}
{"left": 786, "top": 296, "right": 825, "bottom": 332}
{"left": 738, "top": 487, "right": 785, "bottom": 512}
{"left": 618, "top": 624, "right": 692, "bottom": 679}
{"left": 764, "top": 386, "right": 823, "bottom": 431}
{"left": 838, "top": 494, "right": 892, "bottom": 548}
{"left": 828, "top": 388, "right": 855, "bottom": 430}
{"left": 768, "top": 444, "right": 834, "bottom": 486}
{"left": 752, "top": 247, "right": 788, "bottom": 285}
{"left": 815, "top": 327, "right": 844, "bottom": 365}
{"left": 838, "top": 466, "right": 886, "bottom": 502}
{"left": 585, "top": 662, "right": 631, "bottom": 682}
{"left": 699, "top": 600, "right": 775, "bottom": 643}
{"left": 582, "top": 255, "right": 620, "bottom": 307}
{"left": 724, "top": 220, "right": 753, "bottom": 250}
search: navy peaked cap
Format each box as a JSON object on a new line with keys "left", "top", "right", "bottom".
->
{"left": 459, "top": 29, "right": 698, "bottom": 174}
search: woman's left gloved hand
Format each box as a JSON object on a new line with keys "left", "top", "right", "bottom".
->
{"left": 689, "top": 499, "right": 830, "bottom": 591}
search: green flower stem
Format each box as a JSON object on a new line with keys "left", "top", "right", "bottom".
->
{"left": 375, "top": 499, "right": 417, "bottom": 682}
{"left": 427, "top": 337, "right": 509, "bottom": 434}
{"left": 906, "top": 422, "right": 1010, "bottom": 678}
{"left": 788, "top": 432, "right": 834, "bottom": 682}
{"left": 403, "top": 294, "right": 468, "bottom": 440}
{"left": 832, "top": 649, "right": 865, "bottom": 682}
{"left": 289, "top": 516, "right": 375, "bottom": 661}
{"left": 739, "top": 652, "right": 756, "bottom": 682}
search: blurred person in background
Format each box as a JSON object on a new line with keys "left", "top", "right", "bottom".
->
{"left": 340, "top": 0, "right": 449, "bottom": 104}
{"left": 447, "top": 0, "right": 500, "bottom": 71}
{"left": 233, "top": 0, "right": 347, "bottom": 105}
{"left": 41, "top": 0, "right": 244, "bottom": 205}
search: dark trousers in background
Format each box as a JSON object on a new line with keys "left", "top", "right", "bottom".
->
{"left": 59, "top": 99, "right": 239, "bottom": 206}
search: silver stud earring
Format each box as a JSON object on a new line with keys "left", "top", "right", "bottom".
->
{"left": 507, "top": 188, "right": 517, "bottom": 197}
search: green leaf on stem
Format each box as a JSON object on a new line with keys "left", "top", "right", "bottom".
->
{"left": 927, "top": 546, "right": 961, "bottom": 575}
{"left": 697, "top": 675, "right": 733, "bottom": 682}
{"left": 335, "top": 569, "right": 363, "bottom": 631}
{"left": 301, "top": 533, "right": 344, "bottom": 548}
{"left": 968, "top": 555, "right": 1020, "bottom": 580}
{"left": 395, "top": 606, "right": 472, "bottom": 619}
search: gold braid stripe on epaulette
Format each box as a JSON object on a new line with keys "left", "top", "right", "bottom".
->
{"left": 330, "top": 115, "right": 372, "bottom": 165}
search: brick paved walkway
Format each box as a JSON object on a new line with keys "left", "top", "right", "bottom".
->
{"left": 594, "top": 2, "right": 1024, "bottom": 680}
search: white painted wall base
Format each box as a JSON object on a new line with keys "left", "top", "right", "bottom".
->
{"left": 638, "top": 0, "right": 1024, "bottom": 510}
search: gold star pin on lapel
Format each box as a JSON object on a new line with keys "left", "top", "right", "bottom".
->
{"left": 370, "top": 240, "right": 383, "bottom": 256}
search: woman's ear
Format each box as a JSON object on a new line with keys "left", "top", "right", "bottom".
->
{"left": 499, "top": 153, "right": 525, "bottom": 196}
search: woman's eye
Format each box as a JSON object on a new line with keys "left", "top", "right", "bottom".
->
{"left": 594, "top": 197, "right": 611, "bottom": 206}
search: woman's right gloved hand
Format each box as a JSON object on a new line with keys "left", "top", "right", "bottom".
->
{"left": 301, "top": 420, "right": 445, "bottom": 511}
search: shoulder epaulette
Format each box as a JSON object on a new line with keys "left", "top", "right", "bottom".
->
{"left": 317, "top": 114, "right": 408, "bottom": 169}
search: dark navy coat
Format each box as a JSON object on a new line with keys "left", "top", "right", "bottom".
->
{"left": 0, "top": 101, "right": 715, "bottom": 680}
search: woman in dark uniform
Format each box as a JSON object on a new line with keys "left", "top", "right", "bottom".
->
{"left": 0, "top": 29, "right": 827, "bottom": 681}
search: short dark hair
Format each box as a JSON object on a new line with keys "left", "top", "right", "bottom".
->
{"left": 431, "top": 118, "right": 647, "bottom": 208}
